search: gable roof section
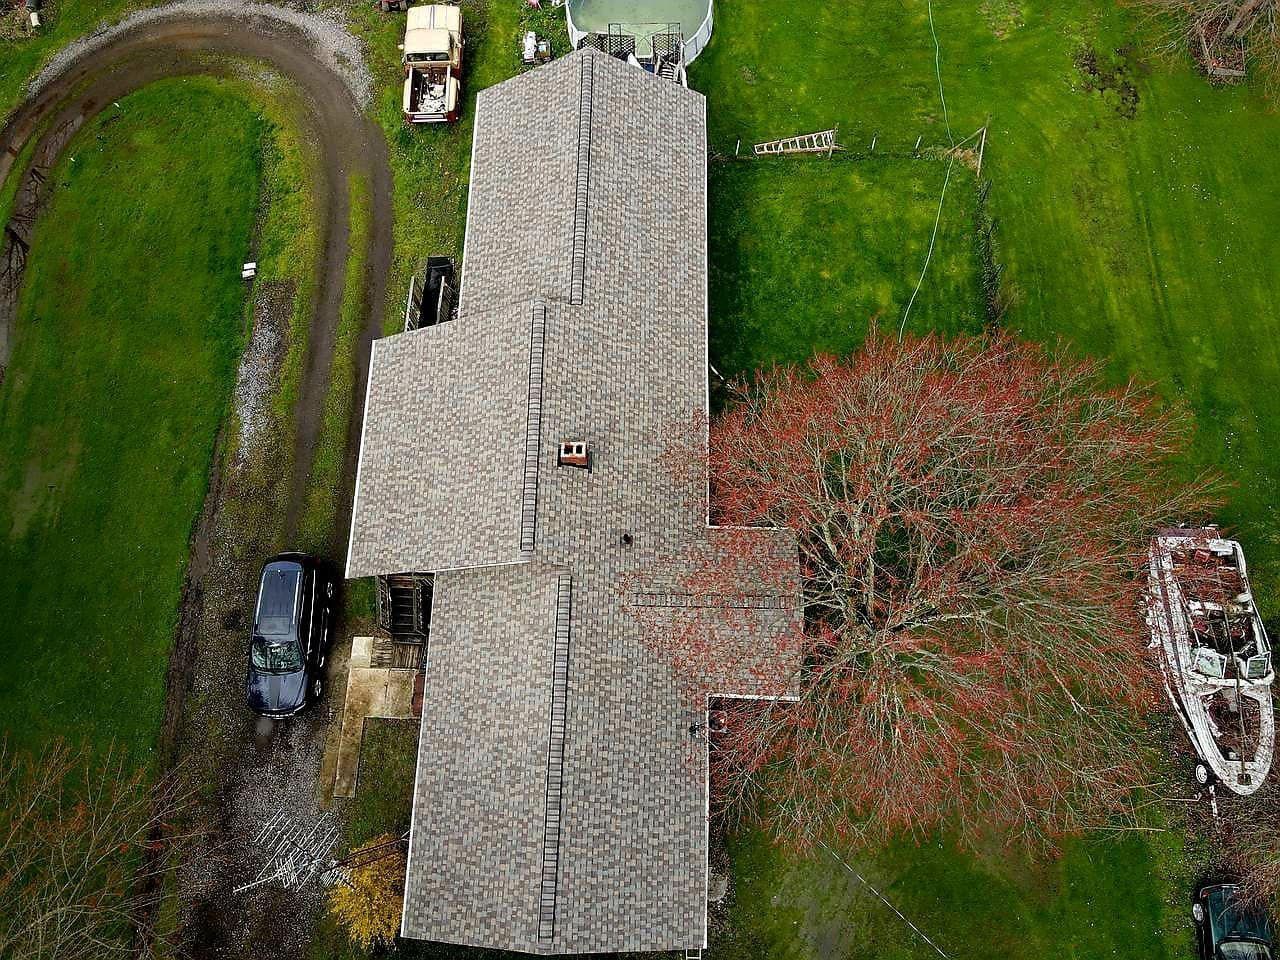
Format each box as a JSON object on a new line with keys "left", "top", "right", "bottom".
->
{"left": 346, "top": 303, "right": 537, "bottom": 577}
{"left": 350, "top": 48, "right": 803, "bottom": 957}
{"left": 401, "top": 562, "right": 561, "bottom": 950}
{"left": 628, "top": 527, "right": 806, "bottom": 699}
{"left": 460, "top": 48, "right": 706, "bottom": 312}
{"left": 457, "top": 54, "right": 579, "bottom": 310}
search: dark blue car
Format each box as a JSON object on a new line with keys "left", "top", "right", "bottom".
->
{"left": 246, "top": 553, "right": 335, "bottom": 717}
{"left": 1194, "top": 884, "right": 1275, "bottom": 960}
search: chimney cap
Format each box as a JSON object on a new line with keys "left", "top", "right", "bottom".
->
{"left": 558, "top": 439, "right": 590, "bottom": 469}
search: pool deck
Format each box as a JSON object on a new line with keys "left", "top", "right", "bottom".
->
{"left": 566, "top": 0, "right": 714, "bottom": 61}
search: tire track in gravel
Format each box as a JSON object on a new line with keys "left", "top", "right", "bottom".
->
{"left": 0, "top": 7, "right": 392, "bottom": 537}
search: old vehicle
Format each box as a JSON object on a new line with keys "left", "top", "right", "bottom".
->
{"left": 401, "top": 4, "right": 463, "bottom": 124}
{"left": 1193, "top": 884, "right": 1275, "bottom": 960}
{"left": 246, "top": 553, "right": 336, "bottom": 717}
{"left": 1148, "top": 528, "right": 1276, "bottom": 794}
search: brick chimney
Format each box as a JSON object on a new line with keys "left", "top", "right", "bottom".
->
{"left": 558, "top": 439, "right": 590, "bottom": 469}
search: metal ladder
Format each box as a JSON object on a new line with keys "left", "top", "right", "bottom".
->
{"left": 753, "top": 128, "right": 841, "bottom": 157}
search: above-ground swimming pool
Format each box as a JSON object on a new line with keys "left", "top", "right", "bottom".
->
{"left": 565, "top": 0, "right": 714, "bottom": 62}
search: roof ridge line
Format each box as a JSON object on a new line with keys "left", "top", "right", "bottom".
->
{"left": 538, "top": 572, "right": 574, "bottom": 943}
{"left": 520, "top": 301, "right": 548, "bottom": 557}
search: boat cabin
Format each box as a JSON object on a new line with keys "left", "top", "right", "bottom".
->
{"left": 1172, "top": 541, "right": 1273, "bottom": 682}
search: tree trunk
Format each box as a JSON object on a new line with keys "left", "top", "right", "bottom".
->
{"left": 1225, "top": 0, "right": 1268, "bottom": 39}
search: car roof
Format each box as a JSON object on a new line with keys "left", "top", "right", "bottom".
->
{"left": 255, "top": 563, "right": 304, "bottom": 633}
{"left": 1207, "top": 886, "right": 1275, "bottom": 945}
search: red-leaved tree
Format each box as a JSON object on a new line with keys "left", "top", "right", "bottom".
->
{"left": 643, "top": 331, "right": 1216, "bottom": 848}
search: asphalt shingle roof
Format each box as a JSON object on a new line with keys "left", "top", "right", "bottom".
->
{"left": 346, "top": 305, "right": 531, "bottom": 577}
{"left": 347, "top": 48, "right": 802, "bottom": 955}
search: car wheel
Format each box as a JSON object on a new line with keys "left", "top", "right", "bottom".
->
{"left": 312, "top": 678, "right": 323, "bottom": 700}
{"left": 1195, "top": 762, "right": 1213, "bottom": 786}
{"left": 1192, "top": 902, "right": 1205, "bottom": 923}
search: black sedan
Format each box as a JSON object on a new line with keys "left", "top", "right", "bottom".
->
{"left": 246, "top": 553, "right": 335, "bottom": 717}
{"left": 1194, "top": 883, "right": 1275, "bottom": 960}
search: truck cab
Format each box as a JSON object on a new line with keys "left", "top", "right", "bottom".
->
{"left": 402, "top": 5, "right": 463, "bottom": 124}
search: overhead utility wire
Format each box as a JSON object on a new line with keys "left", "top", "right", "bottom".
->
{"left": 929, "top": 0, "right": 955, "bottom": 147}
{"left": 900, "top": 0, "right": 961, "bottom": 338}
{"left": 702, "top": 726, "right": 953, "bottom": 959}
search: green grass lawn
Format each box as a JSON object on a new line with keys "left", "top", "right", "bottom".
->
{"left": 716, "top": 828, "right": 1190, "bottom": 960}
{"left": 709, "top": 157, "right": 984, "bottom": 378}
{"left": 0, "top": 78, "right": 263, "bottom": 758}
{"left": 696, "top": 0, "right": 1280, "bottom": 594}
{"left": 690, "top": 0, "right": 1280, "bottom": 956}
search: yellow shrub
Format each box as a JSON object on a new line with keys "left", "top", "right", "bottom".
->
{"left": 328, "top": 834, "right": 407, "bottom": 950}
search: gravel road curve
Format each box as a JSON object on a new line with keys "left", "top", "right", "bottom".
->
{"left": 0, "top": 7, "right": 394, "bottom": 956}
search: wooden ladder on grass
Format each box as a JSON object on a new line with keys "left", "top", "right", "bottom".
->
{"left": 753, "top": 128, "right": 841, "bottom": 157}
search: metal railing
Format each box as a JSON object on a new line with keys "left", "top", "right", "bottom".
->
{"left": 565, "top": 0, "right": 713, "bottom": 63}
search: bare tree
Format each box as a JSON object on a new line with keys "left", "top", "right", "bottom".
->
{"left": 0, "top": 739, "right": 196, "bottom": 960}
{"left": 637, "top": 332, "right": 1216, "bottom": 848}
{"left": 1223, "top": 782, "right": 1280, "bottom": 910}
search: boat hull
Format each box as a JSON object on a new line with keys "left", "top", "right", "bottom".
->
{"left": 1148, "top": 528, "right": 1275, "bottom": 795}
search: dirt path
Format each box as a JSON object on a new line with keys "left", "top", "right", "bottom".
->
{"left": 0, "top": 11, "right": 392, "bottom": 530}
{"left": 0, "top": 9, "right": 394, "bottom": 957}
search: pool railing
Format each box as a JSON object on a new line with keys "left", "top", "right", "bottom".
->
{"left": 565, "top": 0, "right": 713, "bottom": 64}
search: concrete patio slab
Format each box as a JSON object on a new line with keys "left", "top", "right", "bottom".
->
{"left": 333, "top": 636, "right": 419, "bottom": 798}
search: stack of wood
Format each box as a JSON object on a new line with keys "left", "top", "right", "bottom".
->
{"left": 1187, "top": 0, "right": 1274, "bottom": 81}
{"left": 1194, "top": 15, "right": 1248, "bottom": 79}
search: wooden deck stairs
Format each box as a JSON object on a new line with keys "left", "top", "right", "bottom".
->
{"left": 656, "top": 57, "right": 685, "bottom": 86}
{"left": 377, "top": 573, "right": 431, "bottom": 643}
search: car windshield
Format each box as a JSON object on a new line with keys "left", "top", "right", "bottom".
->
{"left": 1221, "top": 941, "right": 1273, "bottom": 960}
{"left": 251, "top": 637, "right": 303, "bottom": 674}
{"left": 255, "top": 566, "right": 301, "bottom": 638}
{"left": 413, "top": 50, "right": 450, "bottom": 61}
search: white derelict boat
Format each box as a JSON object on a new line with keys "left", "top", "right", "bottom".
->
{"left": 1148, "top": 528, "right": 1275, "bottom": 795}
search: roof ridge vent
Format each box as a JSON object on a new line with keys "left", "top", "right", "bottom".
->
{"left": 538, "top": 573, "right": 574, "bottom": 942}
{"left": 520, "top": 302, "right": 547, "bottom": 557}
{"left": 569, "top": 53, "right": 594, "bottom": 305}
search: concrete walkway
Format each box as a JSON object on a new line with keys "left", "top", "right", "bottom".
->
{"left": 333, "top": 636, "right": 419, "bottom": 798}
